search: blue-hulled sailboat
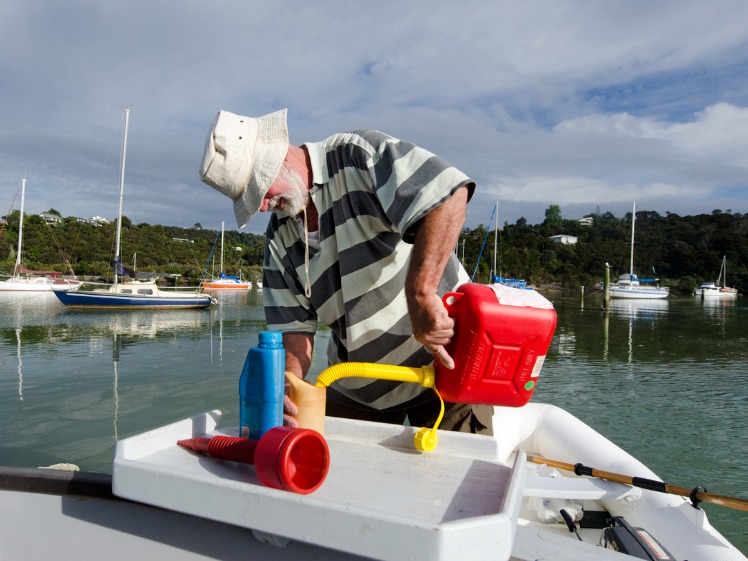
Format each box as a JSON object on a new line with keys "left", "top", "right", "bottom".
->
{"left": 53, "top": 107, "right": 213, "bottom": 310}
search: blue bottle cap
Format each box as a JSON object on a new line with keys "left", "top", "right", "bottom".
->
{"left": 259, "top": 331, "right": 283, "bottom": 346}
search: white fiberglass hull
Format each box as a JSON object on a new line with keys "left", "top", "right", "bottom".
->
{"left": 695, "top": 285, "right": 738, "bottom": 297}
{"left": 608, "top": 286, "right": 669, "bottom": 299}
{"left": 1, "top": 405, "right": 744, "bottom": 561}
{"left": 0, "top": 277, "right": 81, "bottom": 292}
{"left": 201, "top": 280, "right": 252, "bottom": 290}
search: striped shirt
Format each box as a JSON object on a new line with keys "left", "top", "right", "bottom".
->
{"left": 263, "top": 130, "right": 473, "bottom": 409}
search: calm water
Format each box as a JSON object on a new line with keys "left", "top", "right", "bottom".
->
{"left": 1, "top": 289, "right": 746, "bottom": 553}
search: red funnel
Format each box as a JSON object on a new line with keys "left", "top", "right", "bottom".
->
{"left": 177, "top": 426, "right": 329, "bottom": 495}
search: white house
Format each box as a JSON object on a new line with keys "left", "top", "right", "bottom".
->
{"left": 549, "top": 234, "right": 578, "bottom": 245}
{"left": 88, "top": 216, "right": 110, "bottom": 226}
{"left": 40, "top": 213, "right": 62, "bottom": 224}
{"left": 578, "top": 216, "right": 594, "bottom": 227}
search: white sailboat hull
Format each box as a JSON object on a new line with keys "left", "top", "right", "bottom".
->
{"left": 608, "top": 285, "right": 670, "bottom": 299}
{"left": 0, "top": 277, "right": 81, "bottom": 292}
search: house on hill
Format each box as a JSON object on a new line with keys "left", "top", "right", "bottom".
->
{"left": 40, "top": 213, "right": 62, "bottom": 225}
{"left": 549, "top": 234, "right": 578, "bottom": 245}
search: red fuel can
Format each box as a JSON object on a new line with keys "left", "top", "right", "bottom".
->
{"left": 434, "top": 283, "right": 557, "bottom": 407}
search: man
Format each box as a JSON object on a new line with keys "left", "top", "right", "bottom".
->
{"left": 200, "top": 108, "right": 492, "bottom": 435}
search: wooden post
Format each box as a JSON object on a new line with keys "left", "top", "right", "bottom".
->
{"left": 604, "top": 263, "right": 610, "bottom": 308}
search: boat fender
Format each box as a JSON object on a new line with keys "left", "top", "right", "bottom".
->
{"left": 599, "top": 516, "right": 675, "bottom": 560}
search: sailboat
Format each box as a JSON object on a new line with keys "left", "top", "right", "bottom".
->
{"left": 717, "top": 256, "right": 739, "bottom": 294}
{"left": 200, "top": 222, "right": 251, "bottom": 290}
{"left": 490, "top": 202, "right": 530, "bottom": 289}
{"left": 53, "top": 107, "right": 214, "bottom": 310}
{"left": 608, "top": 201, "right": 669, "bottom": 299}
{"left": 0, "top": 179, "right": 81, "bottom": 292}
{"left": 470, "top": 202, "right": 529, "bottom": 288}
{"left": 694, "top": 255, "right": 739, "bottom": 297}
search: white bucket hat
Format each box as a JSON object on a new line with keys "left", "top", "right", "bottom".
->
{"left": 199, "top": 108, "right": 288, "bottom": 228}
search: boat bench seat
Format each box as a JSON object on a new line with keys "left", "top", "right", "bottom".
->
{"left": 524, "top": 475, "right": 639, "bottom": 500}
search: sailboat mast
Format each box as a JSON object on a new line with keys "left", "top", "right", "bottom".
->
{"left": 220, "top": 221, "right": 225, "bottom": 274}
{"left": 719, "top": 255, "right": 727, "bottom": 288}
{"left": 629, "top": 201, "right": 636, "bottom": 278}
{"left": 493, "top": 201, "right": 498, "bottom": 282}
{"left": 113, "top": 107, "right": 130, "bottom": 288}
{"left": 12, "top": 178, "right": 26, "bottom": 277}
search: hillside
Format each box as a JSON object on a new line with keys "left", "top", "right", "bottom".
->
{"left": 0, "top": 213, "right": 265, "bottom": 285}
{"left": 1, "top": 207, "right": 746, "bottom": 294}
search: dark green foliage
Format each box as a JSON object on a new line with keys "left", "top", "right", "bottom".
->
{"left": 458, "top": 208, "right": 747, "bottom": 294}
{"left": 0, "top": 215, "right": 265, "bottom": 284}
{"left": 1, "top": 207, "right": 746, "bottom": 293}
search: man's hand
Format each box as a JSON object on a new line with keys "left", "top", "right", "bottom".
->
{"left": 408, "top": 292, "right": 455, "bottom": 369}
{"left": 282, "top": 332, "right": 314, "bottom": 427}
{"left": 283, "top": 394, "right": 299, "bottom": 427}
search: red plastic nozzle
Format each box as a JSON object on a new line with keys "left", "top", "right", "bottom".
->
{"left": 177, "top": 437, "right": 212, "bottom": 454}
{"left": 176, "top": 427, "right": 330, "bottom": 495}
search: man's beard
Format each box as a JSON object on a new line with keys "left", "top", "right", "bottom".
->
{"left": 268, "top": 166, "right": 308, "bottom": 218}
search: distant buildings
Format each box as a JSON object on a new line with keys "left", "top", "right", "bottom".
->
{"left": 40, "top": 213, "right": 62, "bottom": 224}
{"left": 549, "top": 234, "right": 578, "bottom": 245}
{"left": 85, "top": 216, "right": 110, "bottom": 226}
{"left": 550, "top": 217, "right": 591, "bottom": 245}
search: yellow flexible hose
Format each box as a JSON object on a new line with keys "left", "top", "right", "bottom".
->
{"left": 314, "top": 362, "right": 441, "bottom": 452}
{"left": 314, "top": 362, "right": 435, "bottom": 389}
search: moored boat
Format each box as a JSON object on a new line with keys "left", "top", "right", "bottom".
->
{"left": 695, "top": 256, "right": 739, "bottom": 297}
{"left": 0, "top": 178, "right": 81, "bottom": 293}
{"left": 201, "top": 273, "right": 252, "bottom": 290}
{"left": 201, "top": 222, "right": 252, "bottom": 291}
{"left": 608, "top": 202, "right": 669, "bottom": 300}
{"left": 52, "top": 107, "right": 213, "bottom": 310}
{"left": 608, "top": 273, "right": 670, "bottom": 299}
{"left": 694, "top": 281, "right": 724, "bottom": 297}
{"left": 53, "top": 286, "right": 214, "bottom": 309}
{"left": 1, "top": 405, "right": 744, "bottom": 561}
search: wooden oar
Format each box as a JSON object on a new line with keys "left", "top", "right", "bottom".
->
{"left": 528, "top": 455, "right": 748, "bottom": 512}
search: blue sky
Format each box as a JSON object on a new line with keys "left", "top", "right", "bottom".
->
{"left": 2, "top": 0, "right": 748, "bottom": 234}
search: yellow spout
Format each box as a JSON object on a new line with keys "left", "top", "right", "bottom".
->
{"left": 314, "top": 362, "right": 435, "bottom": 389}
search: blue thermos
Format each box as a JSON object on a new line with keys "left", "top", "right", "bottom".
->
{"left": 239, "top": 331, "right": 285, "bottom": 440}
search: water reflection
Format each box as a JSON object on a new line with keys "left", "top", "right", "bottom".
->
{"left": 0, "top": 291, "right": 66, "bottom": 322}
{"left": 692, "top": 294, "right": 740, "bottom": 339}
{"left": 113, "top": 333, "right": 121, "bottom": 440}
{"left": 605, "top": 298, "right": 669, "bottom": 319}
{"left": 15, "top": 327, "right": 23, "bottom": 401}
{"left": 0, "top": 294, "right": 59, "bottom": 402}
{"left": 1, "top": 290, "right": 266, "bottom": 416}
{"left": 606, "top": 299, "right": 669, "bottom": 363}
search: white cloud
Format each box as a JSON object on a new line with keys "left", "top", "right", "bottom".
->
{"left": 2, "top": 0, "right": 748, "bottom": 233}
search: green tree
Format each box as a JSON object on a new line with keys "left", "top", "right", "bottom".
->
{"left": 544, "top": 204, "right": 562, "bottom": 225}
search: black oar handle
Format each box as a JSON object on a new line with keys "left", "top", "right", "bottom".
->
{"left": 575, "top": 462, "right": 669, "bottom": 493}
